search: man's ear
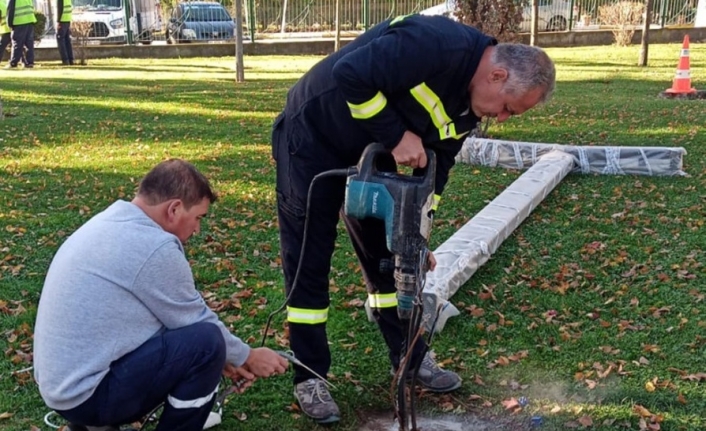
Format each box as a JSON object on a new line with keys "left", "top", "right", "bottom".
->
{"left": 165, "top": 199, "right": 183, "bottom": 222}
{"left": 489, "top": 68, "right": 509, "bottom": 83}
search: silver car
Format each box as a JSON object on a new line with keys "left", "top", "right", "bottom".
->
{"left": 166, "top": 1, "right": 235, "bottom": 43}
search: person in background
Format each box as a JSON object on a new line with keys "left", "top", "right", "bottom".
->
{"left": 34, "top": 159, "right": 289, "bottom": 431}
{"left": 271, "top": 14, "right": 555, "bottom": 424}
{"left": 4, "top": 0, "right": 35, "bottom": 69}
{"left": 56, "top": 0, "right": 74, "bottom": 65}
{"left": 0, "top": 0, "right": 27, "bottom": 66}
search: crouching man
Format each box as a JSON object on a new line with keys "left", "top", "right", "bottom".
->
{"left": 33, "top": 159, "right": 288, "bottom": 431}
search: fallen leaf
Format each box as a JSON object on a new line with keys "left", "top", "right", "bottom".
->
{"left": 682, "top": 373, "right": 706, "bottom": 382}
{"left": 633, "top": 404, "right": 652, "bottom": 418}
{"left": 502, "top": 398, "right": 519, "bottom": 410}
{"left": 578, "top": 415, "right": 593, "bottom": 427}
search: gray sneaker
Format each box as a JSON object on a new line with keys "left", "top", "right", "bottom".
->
{"left": 294, "top": 378, "right": 341, "bottom": 424}
{"left": 395, "top": 352, "right": 462, "bottom": 393}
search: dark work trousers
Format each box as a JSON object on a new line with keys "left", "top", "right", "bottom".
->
{"left": 56, "top": 322, "right": 226, "bottom": 431}
{"left": 9, "top": 24, "right": 34, "bottom": 67}
{"left": 56, "top": 22, "right": 74, "bottom": 64}
{"left": 0, "top": 33, "right": 11, "bottom": 62}
{"left": 272, "top": 114, "right": 426, "bottom": 384}
{"left": 1, "top": 32, "right": 25, "bottom": 64}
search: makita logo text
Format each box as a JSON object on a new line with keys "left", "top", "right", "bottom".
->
{"left": 372, "top": 191, "right": 379, "bottom": 213}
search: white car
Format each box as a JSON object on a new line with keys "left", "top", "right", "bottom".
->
{"left": 419, "top": 0, "right": 573, "bottom": 32}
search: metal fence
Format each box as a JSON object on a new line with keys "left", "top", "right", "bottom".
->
{"left": 33, "top": 0, "right": 699, "bottom": 45}
{"left": 575, "top": 0, "right": 698, "bottom": 27}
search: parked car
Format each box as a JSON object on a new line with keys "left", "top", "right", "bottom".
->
{"left": 521, "top": 0, "right": 572, "bottom": 31}
{"left": 166, "top": 1, "right": 235, "bottom": 43}
{"left": 419, "top": 0, "right": 573, "bottom": 32}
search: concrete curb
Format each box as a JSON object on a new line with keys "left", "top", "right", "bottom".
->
{"left": 32, "top": 27, "right": 706, "bottom": 61}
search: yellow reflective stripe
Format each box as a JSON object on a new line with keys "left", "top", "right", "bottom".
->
{"left": 368, "top": 293, "right": 398, "bottom": 309}
{"left": 432, "top": 194, "right": 441, "bottom": 211}
{"left": 410, "top": 83, "right": 467, "bottom": 140}
{"left": 287, "top": 306, "right": 328, "bottom": 324}
{"left": 410, "top": 83, "right": 449, "bottom": 129}
{"left": 14, "top": 5, "right": 34, "bottom": 16}
{"left": 442, "top": 123, "right": 470, "bottom": 140}
{"left": 347, "top": 91, "right": 387, "bottom": 119}
{"left": 390, "top": 15, "right": 412, "bottom": 25}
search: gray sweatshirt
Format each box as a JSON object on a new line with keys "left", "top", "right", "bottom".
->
{"left": 33, "top": 200, "right": 251, "bottom": 410}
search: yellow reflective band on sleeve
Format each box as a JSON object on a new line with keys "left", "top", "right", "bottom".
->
{"left": 368, "top": 292, "right": 398, "bottom": 309}
{"left": 432, "top": 194, "right": 441, "bottom": 211}
{"left": 287, "top": 306, "right": 329, "bottom": 324}
{"left": 410, "top": 83, "right": 468, "bottom": 140}
{"left": 347, "top": 91, "right": 387, "bottom": 119}
{"left": 390, "top": 14, "right": 412, "bottom": 25}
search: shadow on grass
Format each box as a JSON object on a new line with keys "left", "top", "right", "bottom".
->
{"left": 65, "top": 64, "right": 246, "bottom": 73}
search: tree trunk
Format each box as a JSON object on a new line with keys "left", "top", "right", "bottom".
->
{"left": 638, "top": 0, "right": 653, "bottom": 66}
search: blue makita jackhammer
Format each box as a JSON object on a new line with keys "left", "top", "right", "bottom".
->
{"left": 344, "top": 142, "right": 437, "bottom": 431}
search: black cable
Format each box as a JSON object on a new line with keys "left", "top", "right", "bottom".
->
{"left": 260, "top": 167, "right": 357, "bottom": 348}
{"left": 409, "top": 302, "right": 426, "bottom": 431}
{"left": 396, "top": 321, "right": 411, "bottom": 430}
{"left": 396, "top": 246, "right": 433, "bottom": 430}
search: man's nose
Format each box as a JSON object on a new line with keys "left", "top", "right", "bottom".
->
{"left": 496, "top": 111, "right": 511, "bottom": 123}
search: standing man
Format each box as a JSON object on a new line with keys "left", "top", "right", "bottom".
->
{"left": 271, "top": 14, "right": 555, "bottom": 424}
{"left": 56, "top": 0, "right": 74, "bottom": 65}
{"left": 4, "top": 0, "right": 35, "bottom": 69}
{"left": 34, "top": 159, "right": 289, "bottom": 431}
{"left": 0, "top": 0, "right": 26, "bottom": 66}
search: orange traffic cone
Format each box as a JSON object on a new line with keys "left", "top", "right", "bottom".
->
{"left": 664, "top": 35, "right": 697, "bottom": 95}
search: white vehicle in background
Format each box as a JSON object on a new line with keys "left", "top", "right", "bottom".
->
{"left": 72, "top": 0, "right": 162, "bottom": 44}
{"left": 521, "top": 0, "right": 573, "bottom": 31}
{"left": 419, "top": 0, "right": 574, "bottom": 32}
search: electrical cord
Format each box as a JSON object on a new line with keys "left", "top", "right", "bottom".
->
{"left": 260, "top": 167, "right": 357, "bottom": 348}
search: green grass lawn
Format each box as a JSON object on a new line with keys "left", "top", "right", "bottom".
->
{"left": 1, "top": 44, "right": 704, "bottom": 431}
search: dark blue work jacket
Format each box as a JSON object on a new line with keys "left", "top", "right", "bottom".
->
{"left": 281, "top": 14, "right": 496, "bottom": 196}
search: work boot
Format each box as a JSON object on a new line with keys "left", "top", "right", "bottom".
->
{"left": 294, "top": 378, "right": 340, "bottom": 424}
{"left": 394, "top": 351, "right": 462, "bottom": 393}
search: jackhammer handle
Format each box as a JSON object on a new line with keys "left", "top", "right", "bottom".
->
{"left": 357, "top": 143, "right": 436, "bottom": 184}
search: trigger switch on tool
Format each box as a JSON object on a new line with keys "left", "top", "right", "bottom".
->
{"left": 379, "top": 258, "right": 394, "bottom": 274}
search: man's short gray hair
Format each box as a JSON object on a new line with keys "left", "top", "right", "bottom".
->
{"left": 491, "top": 43, "right": 556, "bottom": 103}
